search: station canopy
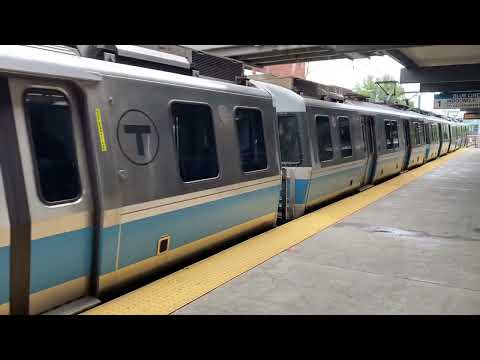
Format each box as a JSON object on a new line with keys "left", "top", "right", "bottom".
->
{"left": 183, "top": 45, "right": 480, "bottom": 111}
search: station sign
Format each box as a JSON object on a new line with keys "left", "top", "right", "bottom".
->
{"left": 434, "top": 92, "right": 480, "bottom": 109}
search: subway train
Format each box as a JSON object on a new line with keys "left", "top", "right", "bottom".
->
{"left": 251, "top": 81, "right": 467, "bottom": 220}
{"left": 0, "top": 45, "right": 468, "bottom": 315}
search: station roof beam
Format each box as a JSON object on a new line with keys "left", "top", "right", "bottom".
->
{"left": 396, "top": 45, "right": 480, "bottom": 93}
{"left": 182, "top": 45, "right": 417, "bottom": 67}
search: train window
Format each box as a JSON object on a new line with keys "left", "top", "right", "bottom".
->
{"left": 414, "top": 122, "right": 423, "bottom": 146}
{"left": 278, "top": 114, "right": 302, "bottom": 165}
{"left": 411, "top": 122, "right": 417, "bottom": 145}
{"left": 235, "top": 108, "right": 268, "bottom": 172}
{"left": 425, "top": 123, "right": 431, "bottom": 144}
{"left": 443, "top": 124, "right": 449, "bottom": 140}
{"left": 315, "top": 115, "right": 333, "bottom": 161}
{"left": 171, "top": 102, "right": 219, "bottom": 182}
{"left": 384, "top": 120, "right": 399, "bottom": 150}
{"left": 360, "top": 119, "right": 367, "bottom": 154}
{"left": 338, "top": 116, "right": 353, "bottom": 158}
{"left": 24, "top": 89, "right": 81, "bottom": 204}
{"left": 391, "top": 120, "right": 399, "bottom": 149}
{"left": 384, "top": 120, "right": 393, "bottom": 150}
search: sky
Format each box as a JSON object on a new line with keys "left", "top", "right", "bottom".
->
{"left": 306, "top": 56, "right": 433, "bottom": 110}
{"left": 248, "top": 55, "right": 463, "bottom": 118}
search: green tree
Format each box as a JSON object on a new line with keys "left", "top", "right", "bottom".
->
{"left": 353, "top": 74, "right": 414, "bottom": 107}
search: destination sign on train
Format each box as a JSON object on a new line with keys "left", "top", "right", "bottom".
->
{"left": 434, "top": 92, "right": 480, "bottom": 109}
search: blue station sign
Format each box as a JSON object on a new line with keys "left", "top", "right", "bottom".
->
{"left": 434, "top": 91, "right": 480, "bottom": 109}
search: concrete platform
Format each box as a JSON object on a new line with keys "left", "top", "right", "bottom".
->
{"left": 174, "top": 149, "right": 480, "bottom": 315}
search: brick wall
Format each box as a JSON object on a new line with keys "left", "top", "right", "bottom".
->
{"left": 253, "top": 63, "right": 306, "bottom": 79}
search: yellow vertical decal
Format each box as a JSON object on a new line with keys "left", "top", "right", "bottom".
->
{"left": 95, "top": 108, "right": 108, "bottom": 152}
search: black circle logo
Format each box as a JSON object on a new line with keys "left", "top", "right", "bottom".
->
{"left": 117, "top": 110, "right": 159, "bottom": 165}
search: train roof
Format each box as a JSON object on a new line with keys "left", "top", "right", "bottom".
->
{"left": 304, "top": 97, "right": 426, "bottom": 120}
{"left": 249, "top": 80, "right": 306, "bottom": 113}
{"left": 308, "top": 98, "right": 459, "bottom": 125}
{"left": 0, "top": 45, "right": 271, "bottom": 99}
{"left": 248, "top": 80, "right": 456, "bottom": 124}
{"left": 250, "top": 76, "right": 463, "bottom": 126}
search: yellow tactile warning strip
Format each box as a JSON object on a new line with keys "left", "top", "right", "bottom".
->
{"left": 83, "top": 149, "right": 469, "bottom": 315}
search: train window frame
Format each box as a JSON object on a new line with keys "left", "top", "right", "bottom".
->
{"left": 315, "top": 114, "right": 334, "bottom": 163}
{"left": 360, "top": 117, "right": 367, "bottom": 155}
{"left": 425, "top": 123, "right": 431, "bottom": 144}
{"left": 169, "top": 100, "right": 221, "bottom": 184}
{"left": 22, "top": 87, "right": 83, "bottom": 206}
{"left": 419, "top": 122, "right": 425, "bottom": 145}
{"left": 443, "top": 124, "right": 449, "bottom": 141}
{"left": 391, "top": 120, "right": 399, "bottom": 150}
{"left": 337, "top": 115, "right": 353, "bottom": 158}
{"left": 233, "top": 106, "right": 269, "bottom": 174}
{"left": 277, "top": 113, "right": 303, "bottom": 166}
{"left": 384, "top": 120, "right": 400, "bottom": 151}
{"left": 384, "top": 120, "right": 394, "bottom": 150}
{"left": 411, "top": 122, "right": 417, "bottom": 146}
{"left": 413, "top": 122, "right": 423, "bottom": 146}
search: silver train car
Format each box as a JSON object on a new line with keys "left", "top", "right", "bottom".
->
{"left": 0, "top": 45, "right": 466, "bottom": 315}
{"left": 251, "top": 80, "right": 464, "bottom": 220}
{"left": 0, "top": 45, "right": 282, "bottom": 314}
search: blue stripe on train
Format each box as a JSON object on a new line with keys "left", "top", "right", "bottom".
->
{"left": 0, "top": 185, "right": 280, "bottom": 305}
{"left": 118, "top": 185, "right": 280, "bottom": 268}
{"left": 295, "top": 180, "right": 310, "bottom": 204}
{"left": 99, "top": 225, "right": 121, "bottom": 275}
{"left": 29, "top": 224, "right": 123, "bottom": 293}
{"left": 307, "top": 164, "right": 364, "bottom": 204}
{"left": 0, "top": 246, "right": 8, "bottom": 304}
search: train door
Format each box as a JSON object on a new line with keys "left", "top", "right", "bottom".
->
{"left": 360, "top": 115, "right": 376, "bottom": 185}
{"left": 437, "top": 123, "right": 443, "bottom": 156}
{"left": 402, "top": 119, "right": 412, "bottom": 169}
{"left": 8, "top": 78, "right": 95, "bottom": 315}
{"left": 448, "top": 124, "right": 453, "bottom": 152}
{"left": 277, "top": 113, "right": 305, "bottom": 220}
{"left": 424, "top": 122, "right": 431, "bottom": 161}
{"left": 0, "top": 158, "right": 10, "bottom": 315}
